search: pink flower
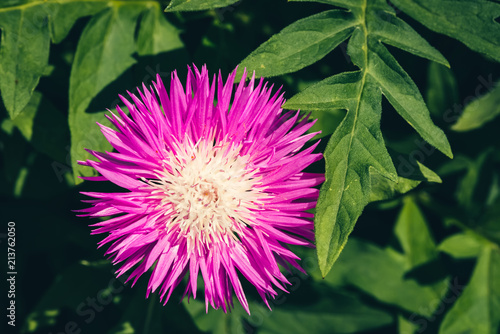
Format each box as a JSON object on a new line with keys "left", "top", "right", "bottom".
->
{"left": 77, "top": 65, "right": 324, "bottom": 313}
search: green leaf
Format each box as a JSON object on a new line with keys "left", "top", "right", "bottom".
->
{"left": 312, "top": 71, "right": 397, "bottom": 277}
{"left": 166, "top": 0, "right": 241, "bottom": 12}
{"left": 45, "top": 1, "right": 109, "bottom": 43}
{"left": 369, "top": 156, "right": 441, "bottom": 203}
{"left": 365, "top": 38, "right": 452, "bottom": 158}
{"left": 305, "top": 109, "right": 346, "bottom": 139}
{"left": 289, "top": 0, "right": 362, "bottom": 9}
{"left": 439, "top": 245, "right": 500, "bottom": 334}
{"left": 244, "top": 0, "right": 448, "bottom": 75}
{"left": 323, "top": 238, "right": 447, "bottom": 317}
{"left": 398, "top": 314, "right": 418, "bottom": 334}
{"left": 0, "top": 1, "right": 108, "bottom": 118}
{"left": 284, "top": 72, "right": 361, "bottom": 111}
{"left": 369, "top": 173, "right": 420, "bottom": 203}
{"left": 394, "top": 197, "right": 438, "bottom": 269}
{"left": 238, "top": 10, "right": 357, "bottom": 78}
{"left": 391, "top": 0, "right": 500, "bottom": 63}
{"left": 255, "top": 291, "right": 393, "bottom": 334}
{"left": 394, "top": 196, "right": 449, "bottom": 300}
{"left": 0, "top": 5, "right": 50, "bottom": 118}
{"left": 285, "top": 72, "right": 362, "bottom": 112}
{"left": 455, "top": 149, "right": 493, "bottom": 214}
{"left": 261, "top": 0, "right": 451, "bottom": 277}
{"left": 68, "top": 4, "right": 144, "bottom": 183}
{"left": 452, "top": 80, "right": 500, "bottom": 132}
{"left": 136, "top": 6, "right": 184, "bottom": 56}
{"left": 425, "top": 62, "right": 458, "bottom": 118}
{"left": 68, "top": 3, "right": 186, "bottom": 183}
{"left": 368, "top": 9, "right": 449, "bottom": 67}
{"left": 412, "top": 160, "right": 442, "bottom": 183}
{"left": 438, "top": 233, "right": 483, "bottom": 259}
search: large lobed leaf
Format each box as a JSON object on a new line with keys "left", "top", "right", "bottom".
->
{"left": 136, "top": 6, "right": 184, "bottom": 56}
{"left": 0, "top": 1, "right": 184, "bottom": 184}
{"left": 0, "top": 5, "right": 50, "bottom": 119}
{"left": 0, "top": 1, "right": 107, "bottom": 118}
{"left": 288, "top": 70, "right": 399, "bottom": 276}
{"left": 68, "top": 2, "right": 185, "bottom": 183}
{"left": 242, "top": 0, "right": 452, "bottom": 276}
{"left": 68, "top": 4, "right": 141, "bottom": 183}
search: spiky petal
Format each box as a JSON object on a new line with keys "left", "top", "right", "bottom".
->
{"left": 77, "top": 65, "right": 324, "bottom": 313}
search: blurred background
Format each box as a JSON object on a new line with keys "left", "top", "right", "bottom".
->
{"left": 1, "top": 0, "right": 500, "bottom": 333}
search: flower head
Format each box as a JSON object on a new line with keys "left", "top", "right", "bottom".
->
{"left": 77, "top": 65, "right": 324, "bottom": 313}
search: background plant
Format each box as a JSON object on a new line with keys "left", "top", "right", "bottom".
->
{"left": 1, "top": 0, "right": 499, "bottom": 333}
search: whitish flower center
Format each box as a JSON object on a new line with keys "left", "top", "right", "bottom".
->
{"left": 146, "top": 138, "right": 264, "bottom": 253}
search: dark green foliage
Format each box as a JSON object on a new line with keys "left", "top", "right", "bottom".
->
{"left": 1, "top": 1, "right": 500, "bottom": 333}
